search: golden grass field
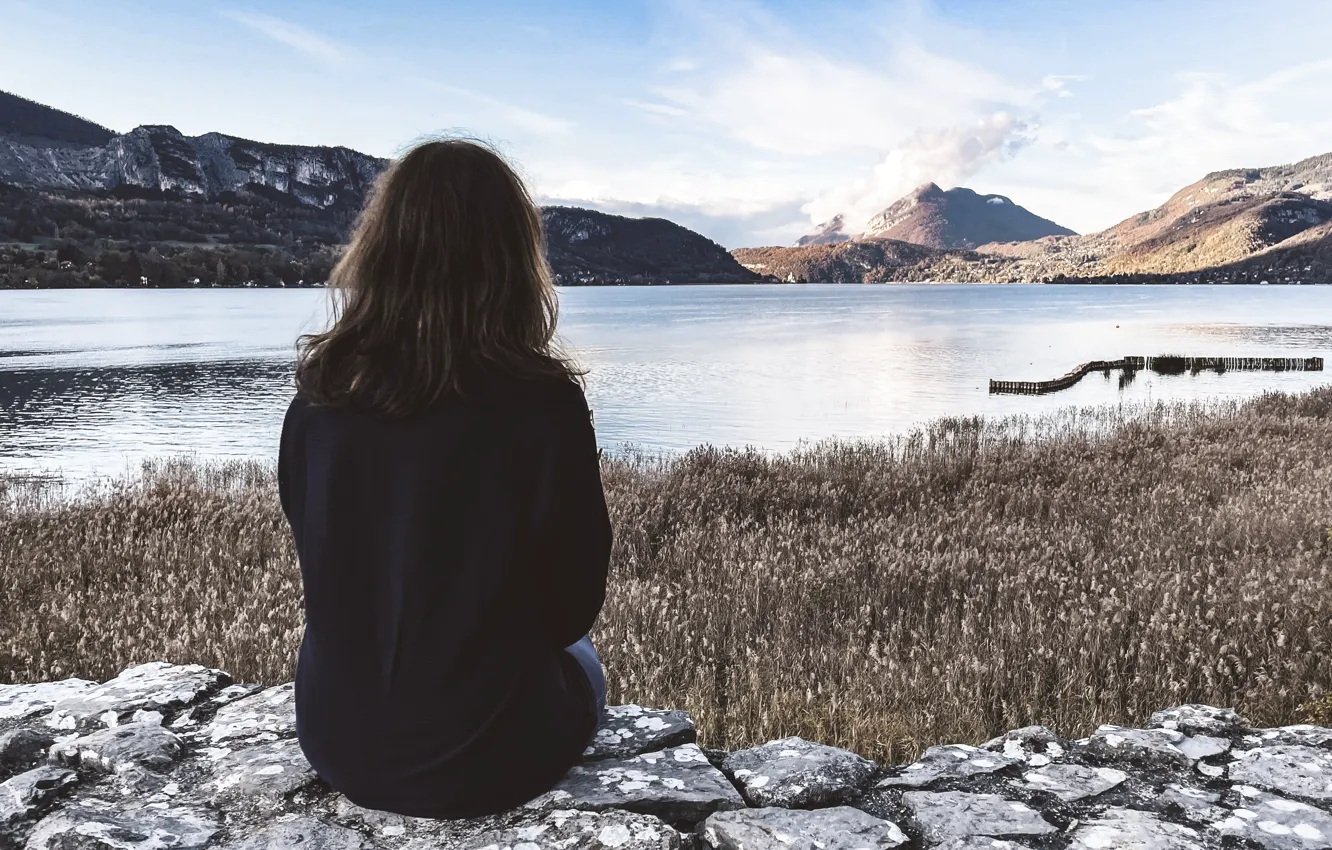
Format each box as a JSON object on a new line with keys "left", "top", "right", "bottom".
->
{"left": 3, "top": 389, "right": 1332, "bottom": 761}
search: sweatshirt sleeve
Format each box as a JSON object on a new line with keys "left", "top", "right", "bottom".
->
{"left": 541, "top": 394, "right": 613, "bottom": 649}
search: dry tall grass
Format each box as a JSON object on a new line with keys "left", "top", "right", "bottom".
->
{"left": 4, "top": 390, "right": 1332, "bottom": 762}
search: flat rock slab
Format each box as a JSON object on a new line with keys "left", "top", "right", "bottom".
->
{"left": 584, "top": 705, "right": 696, "bottom": 760}
{"left": 1215, "top": 786, "right": 1332, "bottom": 850}
{"left": 1149, "top": 704, "right": 1248, "bottom": 737}
{"left": 878, "top": 745, "right": 1020, "bottom": 789}
{"left": 219, "top": 815, "right": 380, "bottom": 849}
{"left": 1018, "top": 763, "right": 1127, "bottom": 801}
{"left": 0, "top": 728, "right": 56, "bottom": 769}
{"left": 1228, "top": 744, "right": 1332, "bottom": 802}
{"left": 205, "top": 737, "right": 318, "bottom": 806}
{"left": 1175, "top": 735, "right": 1229, "bottom": 761}
{"left": 1160, "top": 785, "right": 1227, "bottom": 825}
{"left": 1244, "top": 725, "right": 1332, "bottom": 749}
{"left": 542, "top": 743, "right": 744, "bottom": 824}
{"left": 722, "top": 736, "right": 877, "bottom": 807}
{"left": 0, "top": 679, "right": 95, "bottom": 723}
{"left": 51, "top": 721, "right": 183, "bottom": 773}
{"left": 44, "top": 663, "right": 229, "bottom": 730}
{"left": 901, "top": 791, "right": 1056, "bottom": 845}
{"left": 199, "top": 683, "right": 295, "bottom": 746}
{"left": 24, "top": 798, "right": 218, "bottom": 849}
{"left": 1067, "top": 808, "right": 1204, "bottom": 850}
{"left": 0, "top": 766, "right": 76, "bottom": 826}
{"left": 445, "top": 808, "right": 682, "bottom": 850}
{"left": 702, "top": 806, "right": 907, "bottom": 850}
{"left": 931, "top": 840, "right": 1034, "bottom": 850}
{"left": 1087, "top": 725, "right": 1193, "bottom": 769}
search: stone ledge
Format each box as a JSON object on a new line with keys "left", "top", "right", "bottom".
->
{"left": 0, "top": 662, "right": 1329, "bottom": 849}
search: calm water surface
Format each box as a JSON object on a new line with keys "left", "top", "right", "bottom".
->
{"left": 3, "top": 284, "right": 1331, "bottom": 476}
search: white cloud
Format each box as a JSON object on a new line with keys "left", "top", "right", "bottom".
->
{"left": 806, "top": 112, "right": 1035, "bottom": 235}
{"left": 220, "top": 10, "right": 346, "bottom": 65}
{"left": 622, "top": 99, "right": 689, "bottom": 118}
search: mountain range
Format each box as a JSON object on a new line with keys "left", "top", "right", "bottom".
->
{"left": 0, "top": 91, "right": 755, "bottom": 287}
{"left": 739, "top": 154, "right": 1332, "bottom": 284}
{"left": 2, "top": 89, "right": 1329, "bottom": 287}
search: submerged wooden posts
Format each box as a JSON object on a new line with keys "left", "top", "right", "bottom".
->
{"left": 988, "top": 356, "right": 1324, "bottom": 395}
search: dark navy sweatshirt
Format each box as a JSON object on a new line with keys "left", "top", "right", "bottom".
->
{"left": 277, "top": 372, "right": 611, "bottom": 818}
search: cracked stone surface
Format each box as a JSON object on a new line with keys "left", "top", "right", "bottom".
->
{"left": 42, "top": 663, "right": 229, "bottom": 731}
{"left": 1175, "top": 734, "right": 1229, "bottom": 761}
{"left": 538, "top": 743, "right": 745, "bottom": 824}
{"left": 722, "top": 737, "right": 877, "bottom": 807}
{"left": 980, "top": 726, "right": 1061, "bottom": 754}
{"left": 1149, "top": 704, "right": 1248, "bottom": 737}
{"left": 878, "top": 745, "right": 1021, "bottom": 789}
{"left": 1087, "top": 725, "right": 1194, "bottom": 768}
{"left": 50, "top": 721, "right": 184, "bottom": 774}
{"left": 204, "top": 737, "right": 319, "bottom": 805}
{"left": 702, "top": 806, "right": 907, "bottom": 850}
{"left": 1066, "top": 808, "right": 1205, "bottom": 850}
{"left": 218, "top": 815, "right": 380, "bottom": 849}
{"left": 5, "top": 666, "right": 1331, "bottom": 848}
{"left": 447, "top": 808, "right": 683, "bottom": 850}
{"left": 1215, "top": 785, "right": 1332, "bottom": 849}
{"left": 1243, "top": 725, "right": 1332, "bottom": 749}
{"left": 1017, "top": 763, "right": 1127, "bottom": 801}
{"left": 197, "top": 683, "right": 296, "bottom": 746}
{"left": 1228, "top": 744, "right": 1332, "bottom": 802}
{"left": 1160, "top": 784, "right": 1227, "bottom": 825}
{"left": 23, "top": 797, "right": 219, "bottom": 849}
{"left": 0, "top": 679, "right": 97, "bottom": 724}
{"left": 584, "top": 705, "right": 696, "bottom": 761}
{"left": 901, "top": 791, "right": 1056, "bottom": 845}
{"left": 0, "top": 765, "right": 76, "bottom": 826}
{"left": 0, "top": 728, "right": 56, "bottom": 770}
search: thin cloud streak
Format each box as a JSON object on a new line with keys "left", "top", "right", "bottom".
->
{"left": 220, "top": 10, "right": 347, "bottom": 65}
{"left": 425, "top": 82, "right": 574, "bottom": 138}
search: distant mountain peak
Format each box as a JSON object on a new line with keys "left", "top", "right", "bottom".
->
{"left": 796, "top": 184, "right": 1074, "bottom": 249}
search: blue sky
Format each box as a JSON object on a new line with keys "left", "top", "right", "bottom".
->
{"left": 3, "top": 0, "right": 1331, "bottom": 247}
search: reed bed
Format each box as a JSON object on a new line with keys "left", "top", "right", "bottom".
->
{"left": 4, "top": 390, "right": 1332, "bottom": 761}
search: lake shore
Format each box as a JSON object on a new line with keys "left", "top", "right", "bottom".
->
{"left": 4, "top": 390, "right": 1331, "bottom": 762}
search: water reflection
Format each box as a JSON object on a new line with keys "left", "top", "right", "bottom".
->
{"left": 2, "top": 285, "right": 1331, "bottom": 476}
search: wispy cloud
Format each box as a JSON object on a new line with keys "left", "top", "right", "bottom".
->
{"left": 220, "top": 10, "right": 346, "bottom": 65}
{"left": 424, "top": 82, "right": 573, "bottom": 138}
{"left": 622, "top": 98, "right": 688, "bottom": 118}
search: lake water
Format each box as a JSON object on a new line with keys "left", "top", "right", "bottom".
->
{"left": 3, "top": 284, "right": 1331, "bottom": 477}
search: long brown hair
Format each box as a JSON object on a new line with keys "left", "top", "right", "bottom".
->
{"left": 295, "top": 138, "right": 579, "bottom": 416}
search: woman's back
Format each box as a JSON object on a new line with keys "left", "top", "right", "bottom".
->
{"left": 279, "top": 370, "right": 610, "bottom": 817}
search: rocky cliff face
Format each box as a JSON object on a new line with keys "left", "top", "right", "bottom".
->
{"left": 3, "top": 661, "right": 1331, "bottom": 849}
{"left": 0, "top": 91, "right": 385, "bottom": 211}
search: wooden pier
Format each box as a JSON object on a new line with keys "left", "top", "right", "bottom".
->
{"left": 989, "top": 356, "right": 1324, "bottom": 395}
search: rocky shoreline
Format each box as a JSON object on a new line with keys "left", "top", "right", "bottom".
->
{"left": 2, "top": 663, "right": 1330, "bottom": 849}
